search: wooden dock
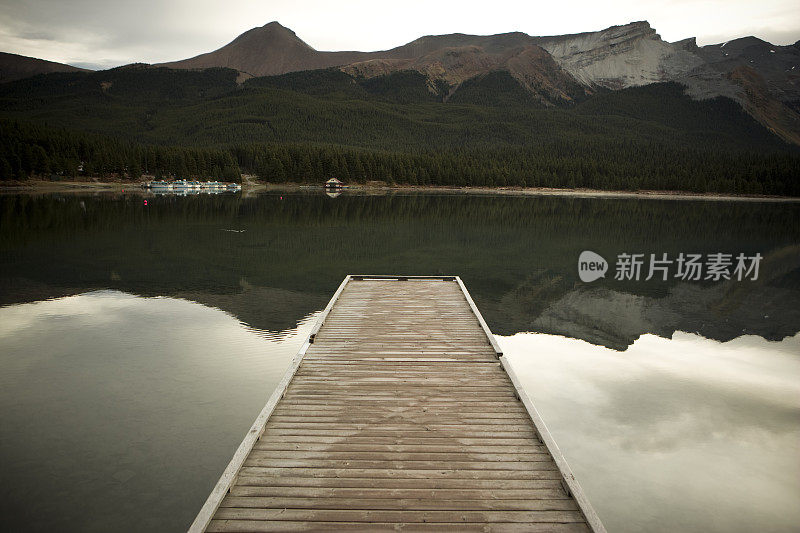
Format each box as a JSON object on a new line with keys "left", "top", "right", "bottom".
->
{"left": 189, "top": 275, "right": 605, "bottom": 532}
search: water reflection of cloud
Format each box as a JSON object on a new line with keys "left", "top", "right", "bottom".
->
{"left": 0, "top": 290, "right": 319, "bottom": 388}
{"left": 0, "top": 290, "right": 140, "bottom": 338}
{"left": 0, "top": 290, "right": 319, "bottom": 343}
{"left": 0, "top": 290, "right": 317, "bottom": 531}
{"left": 597, "top": 374, "right": 799, "bottom": 451}
{"left": 500, "top": 331, "right": 800, "bottom": 533}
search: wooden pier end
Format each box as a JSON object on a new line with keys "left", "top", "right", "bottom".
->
{"left": 189, "top": 275, "right": 605, "bottom": 532}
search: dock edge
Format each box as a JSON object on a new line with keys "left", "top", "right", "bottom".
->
{"left": 187, "top": 274, "right": 606, "bottom": 533}
{"left": 187, "top": 275, "right": 352, "bottom": 533}
{"left": 454, "top": 275, "right": 607, "bottom": 533}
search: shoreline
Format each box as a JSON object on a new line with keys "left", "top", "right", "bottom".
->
{"left": 360, "top": 184, "right": 800, "bottom": 202}
{"left": 2, "top": 179, "right": 798, "bottom": 202}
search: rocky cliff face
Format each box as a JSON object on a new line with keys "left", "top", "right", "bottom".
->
{"left": 538, "top": 21, "right": 705, "bottom": 89}
{"left": 342, "top": 43, "right": 589, "bottom": 105}
{"left": 537, "top": 23, "right": 800, "bottom": 144}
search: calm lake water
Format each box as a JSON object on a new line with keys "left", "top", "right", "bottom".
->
{"left": 0, "top": 191, "right": 798, "bottom": 532}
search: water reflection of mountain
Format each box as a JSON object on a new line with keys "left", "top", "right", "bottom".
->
{"left": 1, "top": 192, "right": 798, "bottom": 349}
{"left": 527, "top": 248, "right": 800, "bottom": 350}
{"left": 173, "top": 283, "right": 329, "bottom": 334}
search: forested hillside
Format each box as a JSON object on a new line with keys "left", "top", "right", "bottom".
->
{"left": 1, "top": 66, "right": 798, "bottom": 194}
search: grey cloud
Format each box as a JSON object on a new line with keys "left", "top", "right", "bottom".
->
{"left": 504, "top": 332, "right": 800, "bottom": 532}
{"left": 0, "top": 0, "right": 230, "bottom": 65}
{"left": 0, "top": 0, "right": 798, "bottom": 72}
{"left": 17, "top": 31, "right": 58, "bottom": 41}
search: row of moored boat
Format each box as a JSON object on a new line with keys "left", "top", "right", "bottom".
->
{"left": 142, "top": 179, "right": 242, "bottom": 191}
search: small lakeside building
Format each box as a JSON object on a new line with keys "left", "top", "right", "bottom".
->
{"left": 324, "top": 177, "right": 343, "bottom": 189}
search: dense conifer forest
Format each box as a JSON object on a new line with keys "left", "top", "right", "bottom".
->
{"left": 1, "top": 66, "right": 798, "bottom": 194}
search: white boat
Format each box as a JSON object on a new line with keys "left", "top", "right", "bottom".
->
{"left": 148, "top": 180, "right": 172, "bottom": 190}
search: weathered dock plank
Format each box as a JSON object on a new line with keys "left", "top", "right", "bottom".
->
{"left": 189, "top": 276, "right": 604, "bottom": 532}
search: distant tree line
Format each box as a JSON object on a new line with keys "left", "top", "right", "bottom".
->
{"left": 2, "top": 69, "right": 785, "bottom": 158}
{"left": 232, "top": 142, "right": 799, "bottom": 195}
{"left": 2, "top": 119, "right": 799, "bottom": 195}
{"left": 2, "top": 68, "right": 800, "bottom": 195}
{"left": 0, "top": 120, "right": 240, "bottom": 182}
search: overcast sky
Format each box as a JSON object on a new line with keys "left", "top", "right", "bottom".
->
{"left": 1, "top": 0, "right": 798, "bottom": 70}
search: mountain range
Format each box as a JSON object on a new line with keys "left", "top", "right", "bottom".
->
{"left": 2, "top": 21, "right": 799, "bottom": 144}
{"left": 161, "top": 21, "right": 800, "bottom": 144}
{"left": 1, "top": 20, "right": 799, "bottom": 196}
